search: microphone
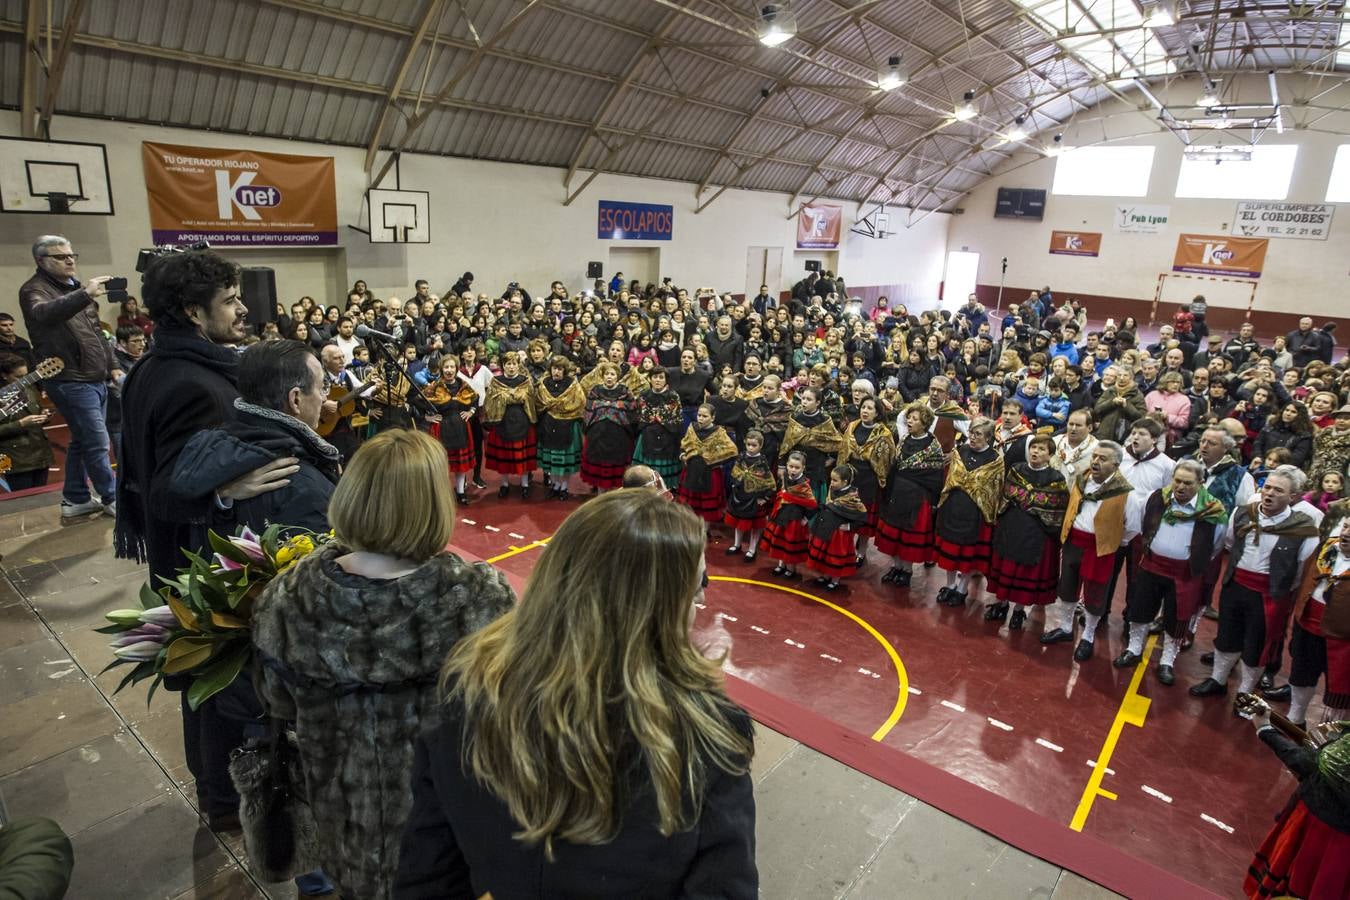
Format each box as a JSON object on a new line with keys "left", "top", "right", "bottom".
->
{"left": 355, "top": 323, "right": 398, "bottom": 343}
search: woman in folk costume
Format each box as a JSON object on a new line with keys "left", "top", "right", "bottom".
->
{"left": 807, "top": 464, "right": 870, "bottom": 591}
{"left": 1285, "top": 520, "right": 1350, "bottom": 728}
{"left": 482, "top": 354, "right": 537, "bottom": 499}
{"left": 631, "top": 366, "right": 685, "bottom": 485}
{"left": 535, "top": 355, "right": 586, "bottom": 500}
{"left": 986, "top": 433, "right": 1070, "bottom": 630}
{"left": 779, "top": 386, "right": 843, "bottom": 503}
{"left": 724, "top": 428, "right": 777, "bottom": 562}
{"left": 423, "top": 354, "right": 479, "bottom": 505}
{"left": 580, "top": 362, "right": 635, "bottom": 493}
{"left": 935, "top": 417, "right": 1004, "bottom": 608}
{"left": 837, "top": 396, "right": 897, "bottom": 566}
{"left": 676, "top": 403, "right": 738, "bottom": 525}
{"left": 764, "top": 451, "right": 817, "bottom": 580}
{"left": 748, "top": 374, "right": 791, "bottom": 467}
{"left": 736, "top": 355, "right": 767, "bottom": 402}
{"left": 581, "top": 338, "right": 636, "bottom": 395}
{"left": 1243, "top": 712, "right": 1350, "bottom": 900}
{"left": 875, "top": 403, "right": 947, "bottom": 588}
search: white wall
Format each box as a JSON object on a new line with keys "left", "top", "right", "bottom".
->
{"left": 946, "top": 86, "right": 1350, "bottom": 320}
{"left": 0, "top": 110, "right": 950, "bottom": 335}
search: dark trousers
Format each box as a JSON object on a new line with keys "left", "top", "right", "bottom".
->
{"left": 1101, "top": 545, "right": 1136, "bottom": 619}
{"left": 1126, "top": 567, "right": 1182, "bottom": 636}
{"left": 1215, "top": 580, "right": 1267, "bottom": 668}
{"left": 179, "top": 679, "right": 258, "bottom": 817}
{"left": 1057, "top": 540, "right": 1111, "bottom": 615}
{"left": 469, "top": 415, "right": 484, "bottom": 478}
{"left": 4, "top": 468, "right": 50, "bottom": 491}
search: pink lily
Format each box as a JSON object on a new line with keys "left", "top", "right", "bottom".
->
{"left": 114, "top": 640, "right": 165, "bottom": 662}
{"left": 227, "top": 532, "right": 266, "bottom": 563}
{"left": 138, "top": 605, "right": 178, "bottom": 628}
{"left": 213, "top": 553, "right": 245, "bottom": 572}
{"left": 111, "top": 623, "right": 168, "bottom": 648}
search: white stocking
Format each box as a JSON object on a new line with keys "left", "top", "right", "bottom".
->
{"left": 1160, "top": 634, "right": 1180, "bottom": 667}
{"left": 1081, "top": 612, "right": 1102, "bottom": 644}
{"left": 1127, "top": 623, "right": 1147, "bottom": 657}
{"left": 1211, "top": 650, "right": 1240, "bottom": 684}
{"left": 1054, "top": 600, "right": 1077, "bottom": 633}
{"left": 1288, "top": 686, "right": 1316, "bottom": 725}
{"left": 1236, "top": 662, "right": 1262, "bottom": 695}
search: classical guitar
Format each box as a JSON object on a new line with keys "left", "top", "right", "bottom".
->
{"left": 0, "top": 453, "right": 11, "bottom": 476}
{"left": 1236, "top": 692, "right": 1343, "bottom": 748}
{"left": 0, "top": 357, "right": 65, "bottom": 418}
{"left": 316, "top": 374, "right": 379, "bottom": 437}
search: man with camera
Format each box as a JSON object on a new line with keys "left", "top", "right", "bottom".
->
{"left": 18, "top": 235, "right": 121, "bottom": 518}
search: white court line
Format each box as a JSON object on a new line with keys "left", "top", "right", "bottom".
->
{"left": 508, "top": 532, "right": 525, "bottom": 539}
{"left": 940, "top": 700, "right": 965, "bottom": 713}
{"left": 987, "top": 718, "right": 1014, "bottom": 731}
{"left": 1035, "top": 738, "right": 1064, "bottom": 753}
{"left": 461, "top": 518, "right": 476, "bottom": 525}
{"left": 484, "top": 525, "right": 500, "bottom": 532}
{"left": 907, "top": 686, "right": 923, "bottom": 695}
{"left": 783, "top": 638, "right": 804, "bottom": 649}
{"left": 694, "top": 602, "right": 706, "bottom": 609}
{"left": 1141, "top": 785, "right": 1173, "bottom": 804}
{"left": 717, "top": 613, "right": 738, "bottom": 622}
{"left": 1200, "top": 813, "right": 1234, "bottom": 834}
{"left": 1086, "top": 759, "right": 1116, "bottom": 776}
{"left": 818, "top": 653, "right": 841, "bottom": 663}
{"left": 750, "top": 625, "right": 770, "bottom": 635}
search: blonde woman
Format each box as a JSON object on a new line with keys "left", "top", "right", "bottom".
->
{"left": 251, "top": 429, "right": 515, "bottom": 900}
{"left": 395, "top": 490, "right": 757, "bottom": 898}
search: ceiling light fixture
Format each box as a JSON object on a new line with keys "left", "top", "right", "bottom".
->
{"left": 954, "top": 90, "right": 977, "bottom": 121}
{"left": 1183, "top": 145, "right": 1252, "bottom": 164}
{"left": 1006, "top": 115, "right": 1028, "bottom": 141}
{"left": 757, "top": 4, "right": 796, "bottom": 48}
{"left": 1142, "top": 1, "right": 1177, "bottom": 29}
{"left": 878, "top": 54, "right": 907, "bottom": 91}
{"left": 1045, "top": 133, "right": 1065, "bottom": 155}
{"left": 1197, "top": 81, "right": 1221, "bottom": 108}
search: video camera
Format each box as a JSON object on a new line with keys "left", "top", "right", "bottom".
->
{"left": 134, "top": 240, "right": 212, "bottom": 274}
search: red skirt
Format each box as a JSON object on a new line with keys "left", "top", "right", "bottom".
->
{"left": 809, "top": 529, "right": 859, "bottom": 579}
{"left": 1297, "top": 603, "right": 1350, "bottom": 708}
{"left": 763, "top": 519, "right": 811, "bottom": 564}
{"left": 1245, "top": 799, "right": 1350, "bottom": 900}
{"left": 429, "top": 422, "right": 475, "bottom": 473}
{"left": 873, "top": 498, "right": 935, "bottom": 563}
{"left": 677, "top": 467, "right": 726, "bottom": 523}
{"left": 934, "top": 520, "right": 994, "bottom": 576}
{"left": 484, "top": 426, "right": 537, "bottom": 475}
{"left": 724, "top": 512, "right": 767, "bottom": 531}
{"left": 580, "top": 458, "right": 626, "bottom": 489}
{"left": 988, "top": 535, "right": 1061, "bottom": 606}
{"left": 1067, "top": 528, "right": 1116, "bottom": 585}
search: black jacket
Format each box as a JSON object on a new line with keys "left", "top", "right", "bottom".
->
{"left": 394, "top": 699, "right": 757, "bottom": 899}
{"left": 18, "top": 268, "right": 115, "bottom": 382}
{"left": 169, "top": 399, "right": 341, "bottom": 535}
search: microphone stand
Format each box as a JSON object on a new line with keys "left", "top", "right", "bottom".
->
{"left": 995, "top": 256, "right": 1008, "bottom": 319}
{"left": 362, "top": 332, "right": 438, "bottom": 426}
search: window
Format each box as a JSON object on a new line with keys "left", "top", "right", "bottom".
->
{"left": 1175, "top": 145, "right": 1299, "bottom": 200}
{"left": 1326, "top": 145, "right": 1350, "bottom": 202}
{"left": 1010, "top": 0, "right": 1172, "bottom": 80}
{"left": 1052, "top": 146, "right": 1155, "bottom": 197}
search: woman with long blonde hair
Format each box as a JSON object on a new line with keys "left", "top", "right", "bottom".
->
{"left": 395, "top": 489, "right": 757, "bottom": 897}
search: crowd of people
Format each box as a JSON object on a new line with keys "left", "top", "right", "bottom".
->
{"left": 4, "top": 235, "right": 1350, "bottom": 899}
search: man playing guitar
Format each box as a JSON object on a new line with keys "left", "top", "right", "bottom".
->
{"left": 317, "top": 344, "right": 376, "bottom": 463}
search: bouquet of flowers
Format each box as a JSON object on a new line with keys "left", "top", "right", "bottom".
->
{"left": 99, "top": 524, "right": 330, "bottom": 710}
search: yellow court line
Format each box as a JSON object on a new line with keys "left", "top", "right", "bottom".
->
{"left": 1069, "top": 632, "right": 1158, "bottom": 832}
{"left": 485, "top": 539, "right": 550, "bottom": 564}
{"left": 710, "top": 575, "right": 909, "bottom": 741}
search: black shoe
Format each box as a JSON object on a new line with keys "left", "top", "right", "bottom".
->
{"left": 1258, "top": 672, "right": 1276, "bottom": 692}
{"left": 924, "top": 561, "right": 935, "bottom": 569}
{"left": 1040, "top": 628, "right": 1074, "bottom": 645}
{"left": 772, "top": 564, "right": 787, "bottom": 577}
{"left": 473, "top": 476, "right": 488, "bottom": 489}
{"left": 1157, "top": 665, "right": 1175, "bottom": 686}
{"left": 744, "top": 549, "right": 757, "bottom": 563}
{"left": 824, "top": 579, "right": 840, "bottom": 591}
{"left": 549, "top": 486, "right": 560, "bottom": 499}
{"left": 984, "top": 602, "right": 1009, "bottom": 622}
{"left": 498, "top": 484, "right": 510, "bottom": 499}
{"left": 521, "top": 484, "right": 531, "bottom": 500}
{"left": 952, "top": 589, "right": 969, "bottom": 607}
{"left": 1073, "top": 639, "right": 1094, "bottom": 662}
{"left": 558, "top": 489, "right": 571, "bottom": 501}
{"left": 881, "top": 567, "right": 900, "bottom": 584}
{"left": 782, "top": 569, "right": 800, "bottom": 581}
{"left": 895, "top": 569, "right": 912, "bottom": 587}
{"left": 1113, "top": 650, "right": 1142, "bottom": 668}
{"left": 936, "top": 586, "right": 953, "bottom": 605}
{"left": 1261, "top": 683, "right": 1292, "bottom": 702}
{"left": 1148, "top": 619, "right": 1164, "bottom": 635}
{"left": 1008, "top": 609, "right": 1026, "bottom": 631}
{"left": 855, "top": 555, "right": 866, "bottom": 568}
{"left": 725, "top": 545, "right": 742, "bottom": 556}
{"left": 1189, "top": 677, "right": 1228, "bottom": 697}
{"left": 815, "top": 576, "right": 830, "bottom": 586}
{"left": 1200, "top": 651, "right": 1215, "bottom": 666}
{"left": 456, "top": 492, "right": 471, "bottom": 506}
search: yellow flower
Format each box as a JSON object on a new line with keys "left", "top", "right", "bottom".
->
{"left": 274, "top": 534, "right": 317, "bottom": 571}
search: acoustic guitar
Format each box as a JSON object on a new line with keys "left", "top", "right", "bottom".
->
{"left": 0, "top": 357, "right": 65, "bottom": 418}
{"left": 0, "top": 453, "right": 11, "bottom": 476}
{"left": 316, "top": 374, "right": 379, "bottom": 437}
{"left": 1235, "top": 692, "right": 1344, "bottom": 748}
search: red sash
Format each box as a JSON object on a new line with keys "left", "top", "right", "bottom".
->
{"left": 1068, "top": 528, "right": 1115, "bottom": 583}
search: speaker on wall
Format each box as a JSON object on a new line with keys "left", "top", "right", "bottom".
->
{"left": 239, "top": 267, "right": 278, "bottom": 326}
{"left": 586, "top": 261, "right": 603, "bottom": 279}
{"left": 804, "top": 259, "right": 822, "bottom": 272}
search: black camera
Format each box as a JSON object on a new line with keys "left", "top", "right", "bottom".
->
{"left": 135, "top": 240, "right": 212, "bottom": 274}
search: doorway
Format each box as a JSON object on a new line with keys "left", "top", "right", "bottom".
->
{"left": 745, "top": 246, "right": 784, "bottom": 299}
{"left": 943, "top": 251, "right": 980, "bottom": 309}
{"left": 607, "top": 247, "right": 661, "bottom": 294}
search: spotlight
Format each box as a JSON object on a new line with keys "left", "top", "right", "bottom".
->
{"left": 1045, "top": 133, "right": 1065, "bottom": 156}
{"left": 1197, "top": 81, "right": 1221, "bottom": 108}
{"left": 878, "top": 54, "right": 906, "bottom": 91}
{"left": 1142, "top": 1, "right": 1177, "bottom": 29}
{"left": 954, "top": 90, "right": 977, "bottom": 121}
{"left": 757, "top": 3, "right": 796, "bottom": 48}
{"left": 1006, "top": 116, "right": 1028, "bottom": 141}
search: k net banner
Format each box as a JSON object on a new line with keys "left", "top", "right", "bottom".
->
{"left": 1171, "top": 233, "right": 1269, "bottom": 279}
{"left": 797, "top": 204, "right": 843, "bottom": 249}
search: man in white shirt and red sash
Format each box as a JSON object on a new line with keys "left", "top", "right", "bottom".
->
{"left": 1100, "top": 418, "right": 1174, "bottom": 631}
{"left": 1116, "top": 459, "right": 1227, "bottom": 684}
{"left": 1041, "top": 441, "right": 1137, "bottom": 661}
{"left": 1285, "top": 519, "right": 1350, "bottom": 726}
{"left": 1190, "top": 467, "right": 1322, "bottom": 709}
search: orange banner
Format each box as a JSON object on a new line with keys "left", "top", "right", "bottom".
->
{"left": 1048, "top": 230, "right": 1102, "bottom": 257}
{"left": 797, "top": 204, "right": 842, "bottom": 249}
{"left": 142, "top": 141, "right": 337, "bottom": 247}
{"left": 1172, "top": 233, "right": 1268, "bottom": 279}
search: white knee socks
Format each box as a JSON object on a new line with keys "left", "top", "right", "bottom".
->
{"left": 1054, "top": 600, "right": 1077, "bottom": 633}
{"left": 454, "top": 473, "right": 467, "bottom": 493}
{"left": 1127, "top": 623, "right": 1147, "bottom": 657}
{"left": 954, "top": 572, "right": 970, "bottom": 592}
{"left": 1210, "top": 650, "right": 1240, "bottom": 684}
{"left": 1160, "top": 634, "right": 1180, "bottom": 667}
{"left": 1236, "top": 662, "right": 1262, "bottom": 695}
{"left": 1288, "top": 686, "right": 1316, "bottom": 725}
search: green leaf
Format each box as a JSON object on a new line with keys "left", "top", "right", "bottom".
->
{"left": 94, "top": 623, "right": 133, "bottom": 635}
{"left": 186, "top": 642, "right": 251, "bottom": 711}
{"left": 98, "top": 657, "right": 132, "bottom": 677}
{"left": 113, "top": 662, "right": 157, "bottom": 695}
{"left": 207, "top": 531, "right": 253, "bottom": 566}
{"left": 161, "top": 636, "right": 217, "bottom": 674}
{"left": 139, "top": 581, "right": 161, "bottom": 611}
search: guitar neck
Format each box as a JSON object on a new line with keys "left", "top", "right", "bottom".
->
{"left": 1269, "top": 710, "right": 1314, "bottom": 747}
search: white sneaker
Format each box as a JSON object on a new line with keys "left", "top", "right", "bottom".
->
{"left": 60, "top": 498, "right": 103, "bottom": 518}
{"left": 101, "top": 500, "right": 116, "bottom": 518}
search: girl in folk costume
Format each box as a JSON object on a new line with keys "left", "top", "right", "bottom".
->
{"left": 724, "top": 429, "right": 777, "bottom": 561}
{"left": 764, "top": 451, "right": 817, "bottom": 580}
{"left": 423, "top": 354, "right": 479, "bottom": 505}
{"left": 779, "top": 386, "right": 843, "bottom": 503}
{"left": 935, "top": 417, "right": 1004, "bottom": 608}
{"left": 709, "top": 375, "right": 751, "bottom": 448}
{"left": 736, "top": 355, "right": 767, "bottom": 402}
{"left": 630, "top": 366, "right": 685, "bottom": 485}
{"left": 675, "top": 403, "right": 738, "bottom": 525}
{"left": 807, "top": 464, "right": 870, "bottom": 591}
{"left": 482, "top": 354, "right": 538, "bottom": 499}
{"left": 580, "top": 362, "right": 635, "bottom": 493}
{"left": 748, "top": 374, "right": 791, "bottom": 466}
{"left": 535, "top": 355, "right": 586, "bottom": 500}
{"left": 876, "top": 403, "right": 948, "bottom": 588}
{"left": 1286, "top": 521, "right": 1350, "bottom": 727}
{"left": 986, "top": 433, "right": 1070, "bottom": 630}
{"left": 837, "top": 396, "right": 897, "bottom": 565}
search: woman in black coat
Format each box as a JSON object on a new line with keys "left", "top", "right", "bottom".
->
{"left": 1249, "top": 401, "right": 1314, "bottom": 471}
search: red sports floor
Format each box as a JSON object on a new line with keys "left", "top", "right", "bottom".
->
{"left": 440, "top": 488, "right": 1309, "bottom": 900}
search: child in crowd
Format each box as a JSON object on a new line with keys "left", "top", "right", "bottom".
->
{"left": 807, "top": 463, "right": 869, "bottom": 591}
{"left": 724, "top": 429, "right": 776, "bottom": 561}
{"left": 709, "top": 375, "right": 751, "bottom": 447}
{"left": 482, "top": 354, "right": 537, "bottom": 499}
{"left": 764, "top": 451, "right": 816, "bottom": 580}
{"left": 1253, "top": 447, "right": 1293, "bottom": 488}
{"left": 676, "top": 403, "right": 737, "bottom": 526}
{"left": 747, "top": 374, "right": 790, "bottom": 464}
{"left": 422, "top": 354, "right": 478, "bottom": 505}
{"left": 1304, "top": 470, "right": 1345, "bottom": 513}
{"left": 631, "top": 366, "right": 685, "bottom": 485}
{"left": 1036, "top": 376, "right": 1071, "bottom": 433}
{"left": 580, "top": 362, "right": 634, "bottom": 493}
{"left": 779, "top": 386, "right": 843, "bottom": 503}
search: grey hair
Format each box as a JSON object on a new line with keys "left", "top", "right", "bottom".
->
{"left": 1268, "top": 464, "right": 1307, "bottom": 494}
{"left": 1173, "top": 458, "right": 1206, "bottom": 482}
{"left": 929, "top": 375, "right": 951, "bottom": 392}
{"left": 1202, "top": 427, "right": 1237, "bottom": 450}
{"left": 968, "top": 416, "right": 996, "bottom": 443}
{"left": 32, "top": 235, "right": 70, "bottom": 259}
{"left": 850, "top": 379, "right": 876, "bottom": 397}
{"left": 1095, "top": 440, "right": 1124, "bottom": 466}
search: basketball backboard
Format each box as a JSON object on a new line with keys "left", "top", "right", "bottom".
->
{"left": 0, "top": 137, "right": 114, "bottom": 215}
{"left": 367, "top": 188, "right": 429, "bottom": 243}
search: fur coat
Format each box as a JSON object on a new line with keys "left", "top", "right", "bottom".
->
{"left": 251, "top": 545, "right": 515, "bottom": 900}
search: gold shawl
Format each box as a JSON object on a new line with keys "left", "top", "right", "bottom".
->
{"left": 939, "top": 449, "right": 1004, "bottom": 524}
{"left": 581, "top": 363, "right": 646, "bottom": 396}
{"left": 535, "top": 379, "right": 586, "bottom": 421}
{"left": 483, "top": 376, "right": 537, "bottom": 424}
{"left": 838, "top": 421, "right": 897, "bottom": 488}
{"left": 681, "top": 425, "right": 738, "bottom": 466}
{"left": 781, "top": 415, "right": 843, "bottom": 458}
{"left": 732, "top": 456, "right": 777, "bottom": 494}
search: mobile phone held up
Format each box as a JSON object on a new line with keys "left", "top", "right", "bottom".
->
{"left": 104, "top": 277, "right": 129, "bottom": 303}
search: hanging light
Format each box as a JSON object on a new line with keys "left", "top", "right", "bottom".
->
{"left": 1045, "top": 133, "right": 1065, "bottom": 156}
{"left": 953, "top": 90, "right": 977, "bottom": 121}
{"left": 1141, "top": 1, "right": 1177, "bottom": 29}
{"left": 1197, "top": 81, "right": 1221, "bottom": 108}
{"left": 757, "top": 3, "right": 796, "bottom": 48}
{"left": 878, "top": 54, "right": 907, "bottom": 91}
{"left": 1006, "top": 115, "right": 1028, "bottom": 141}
